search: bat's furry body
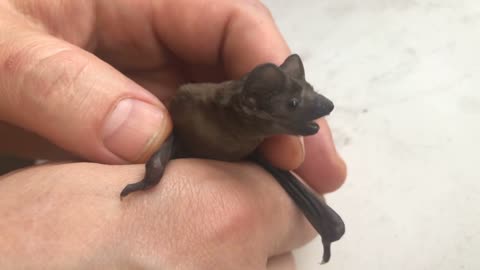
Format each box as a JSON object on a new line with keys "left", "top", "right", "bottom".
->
{"left": 121, "top": 54, "right": 345, "bottom": 263}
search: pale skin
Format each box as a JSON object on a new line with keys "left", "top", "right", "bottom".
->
{"left": 0, "top": 0, "right": 347, "bottom": 269}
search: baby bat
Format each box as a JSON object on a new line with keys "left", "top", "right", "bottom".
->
{"left": 120, "top": 54, "right": 345, "bottom": 263}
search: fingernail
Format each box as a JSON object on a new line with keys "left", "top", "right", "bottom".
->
{"left": 298, "top": 136, "right": 305, "bottom": 162}
{"left": 102, "top": 99, "right": 170, "bottom": 162}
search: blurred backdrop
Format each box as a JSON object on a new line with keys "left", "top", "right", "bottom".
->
{"left": 261, "top": 0, "right": 480, "bottom": 269}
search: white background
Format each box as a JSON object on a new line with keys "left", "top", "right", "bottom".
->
{"left": 262, "top": 1, "right": 480, "bottom": 269}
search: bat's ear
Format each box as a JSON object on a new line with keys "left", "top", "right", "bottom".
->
{"left": 244, "top": 63, "right": 286, "bottom": 94}
{"left": 280, "top": 54, "right": 305, "bottom": 79}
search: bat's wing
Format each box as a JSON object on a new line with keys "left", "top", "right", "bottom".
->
{"left": 251, "top": 154, "right": 345, "bottom": 263}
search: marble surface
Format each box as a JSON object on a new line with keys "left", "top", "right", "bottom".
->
{"left": 262, "top": 1, "right": 480, "bottom": 269}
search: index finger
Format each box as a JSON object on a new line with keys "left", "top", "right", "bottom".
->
{"left": 220, "top": 2, "right": 291, "bottom": 77}
{"left": 151, "top": 0, "right": 290, "bottom": 77}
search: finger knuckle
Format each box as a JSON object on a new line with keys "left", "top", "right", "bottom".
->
{"left": 0, "top": 40, "right": 91, "bottom": 116}
{"left": 239, "top": 0, "right": 272, "bottom": 17}
{"left": 1, "top": 42, "right": 29, "bottom": 76}
{"left": 27, "top": 49, "right": 90, "bottom": 101}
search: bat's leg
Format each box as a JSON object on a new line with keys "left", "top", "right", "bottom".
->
{"left": 251, "top": 155, "right": 345, "bottom": 263}
{"left": 120, "top": 134, "right": 176, "bottom": 198}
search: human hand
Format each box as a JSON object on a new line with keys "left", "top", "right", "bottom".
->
{"left": 0, "top": 0, "right": 345, "bottom": 193}
{"left": 0, "top": 161, "right": 319, "bottom": 269}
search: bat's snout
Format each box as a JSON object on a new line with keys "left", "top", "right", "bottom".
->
{"left": 312, "top": 94, "right": 334, "bottom": 119}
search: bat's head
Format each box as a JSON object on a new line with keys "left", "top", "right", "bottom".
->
{"left": 241, "top": 54, "right": 334, "bottom": 136}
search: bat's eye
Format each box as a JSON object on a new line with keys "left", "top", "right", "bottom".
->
{"left": 288, "top": 98, "right": 299, "bottom": 109}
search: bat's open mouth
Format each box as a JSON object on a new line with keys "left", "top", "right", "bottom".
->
{"left": 297, "top": 96, "right": 334, "bottom": 136}
{"left": 294, "top": 120, "right": 319, "bottom": 136}
{"left": 283, "top": 94, "right": 334, "bottom": 136}
{"left": 308, "top": 121, "right": 319, "bottom": 128}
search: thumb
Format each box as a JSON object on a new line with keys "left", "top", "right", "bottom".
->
{"left": 0, "top": 32, "right": 172, "bottom": 164}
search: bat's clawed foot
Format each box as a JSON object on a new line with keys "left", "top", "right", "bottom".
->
{"left": 120, "top": 134, "right": 176, "bottom": 199}
{"left": 120, "top": 180, "right": 151, "bottom": 199}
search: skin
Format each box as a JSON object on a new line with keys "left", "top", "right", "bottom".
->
{"left": 0, "top": 0, "right": 347, "bottom": 269}
{"left": 0, "top": 161, "right": 317, "bottom": 269}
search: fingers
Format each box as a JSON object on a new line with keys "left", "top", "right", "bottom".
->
{"left": 0, "top": 28, "right": 172, "bottom": 163}
{"left": 220, "top": 1, "right": 291, "bottom": 77}
{"left": 259, "top": 135, "right": 305, "bottom": 170}
{"left": 146, "top": 0, "right": 289, "bottom": 78}
{"left": 259, "top": 118, "right": 346, "bottom": 194}
{"left": 295, "top": 119, "right": 347, "bottom": 193}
